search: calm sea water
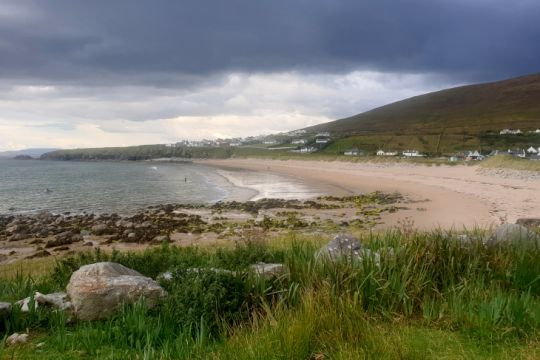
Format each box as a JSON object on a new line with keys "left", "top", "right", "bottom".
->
{"left": 0, "top": 159, "right": 230, "bottom": 214}
{"left": 0, "top": 159, "right": 323, "bottom": 215}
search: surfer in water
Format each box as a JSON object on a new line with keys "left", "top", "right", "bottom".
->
{"left": 45, "top": 188, "right": 52, "bottom": 193}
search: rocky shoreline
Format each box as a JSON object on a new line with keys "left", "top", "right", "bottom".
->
{"left": 0, "top": 192, "right": 405, "bottom": 264}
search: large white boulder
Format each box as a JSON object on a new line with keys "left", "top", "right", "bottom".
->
{"left": 66, "top": 262, "right": 167, "bottom": 321}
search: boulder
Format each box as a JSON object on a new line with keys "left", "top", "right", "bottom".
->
{"left": 66, "top": 262, "right": 167, "bottom": 321}
{"left": 250, "top": 262, "right": 285, "bottom": 278}
{"left": 317, "top": 234, "right": 362, "bottom": 260}
{"left": 91, "top": 224, "right": 110, "bottom": 235}
{"left": 488, "top": 224, "right": 537, "bottom": 246}
{"left": 0, "top": 302, "right": 11, "bottom": 318}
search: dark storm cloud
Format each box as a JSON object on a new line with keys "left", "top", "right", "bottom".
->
{"left": 0, "top": 0, "right": 539, "bottom": 85}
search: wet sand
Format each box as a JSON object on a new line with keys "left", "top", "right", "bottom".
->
{"left": 199, "top": 159, "right": 540, "bottom": 230}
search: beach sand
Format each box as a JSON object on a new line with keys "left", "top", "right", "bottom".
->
{"left": 199, "top": 159, "right": 540, "bottom": 230}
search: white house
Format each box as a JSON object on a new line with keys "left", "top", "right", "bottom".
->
{"left": 377, "top": 150, "right": 398, "bottom": 156}
{"left": 315, "top": 137, "right": 330, "bottom": 144}
{"left": 299, "top": 146, "right": 317, "bottom": 153}
{"left": 344, "top": 148, "right": 360, "bottom": 156}
{"left": 466, "top": 150, "right": 484, "bottom": 161}
{"left": 500, "top": 129, "right": 522, "bottom": 135}
{"left": 316, "top": 132, "right": 330, "bottom": 137}
{"left": 402, "top": 150, "right": 425, "bottom": 157}
{"left": 527, "top": 146, "right": 538, "bottom": 154}
{"left": 291, "top": 139, "right": 307, "bottom": 145}
{"left": 263, "top": 139, "right": 278, "bottom": 145}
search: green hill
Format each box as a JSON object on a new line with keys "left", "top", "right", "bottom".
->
{"left": 307, "top": 73, "right": 540, "bottom": 135}
{"left": 305, "top": 73, "right": 540, "bottom": 155}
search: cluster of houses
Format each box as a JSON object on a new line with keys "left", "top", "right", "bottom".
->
{"left": 500, "top": 128, "right": 540, "bottom": 135}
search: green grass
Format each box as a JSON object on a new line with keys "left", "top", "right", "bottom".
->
{"left": 480, "top": 155, "right": 540, "bottom": 172}
{"left": 1, "top": 230, "right": 540, "bottom": 359}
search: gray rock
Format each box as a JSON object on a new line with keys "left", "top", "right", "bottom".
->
{"left": 35, "top": 292, "right": 72, "bottom": 311}
{"left": 0, "top": 302, "right": 11, "bottom": 318}
{"left": 250, "top": 262, "right": 285, "bottom": 278}
{"left": 66, "top": 262, "right": 167, "bottom": 321}
{"left": 318, "top": 234, "right": 362, "bottom": 260}
{"left": 91, "top": 224, "right": 110, "bottom": 235}
{"left": 488, "top": 224, "right": 537, "bottom": 245}
{"left": 16, "top": 291, "right": 72, "bottom": 312}
{"left": 6, "top": 333, "right": 28, "bottom": 345}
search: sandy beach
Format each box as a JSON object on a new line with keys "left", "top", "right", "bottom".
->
{"left": 200, "top": 159, "right": 540, "bottom": 230}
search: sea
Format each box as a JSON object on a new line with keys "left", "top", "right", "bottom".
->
{"left": 0, "top": 159, "right": 321, "bottom": 215}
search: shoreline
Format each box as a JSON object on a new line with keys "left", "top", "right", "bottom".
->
{"left": 198, "top": 158, "right": 540, "bottom": 230}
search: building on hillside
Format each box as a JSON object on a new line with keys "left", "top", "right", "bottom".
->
{"left": 299, "top": 146, "right": 317, "bottom": 153}
{"left": 500, "top": 129, "right": 522, "bottom": 135}
{"left": 344, "top": 148, "right": 360, "bottom": 156}
{"left": 402, "top": 150, "right": 425, "bottom": 157}
{"left": 527, "top": 146, "right": 539, "bottom": 154}
{"left": 291, "top": 139, "right": 307, "bottom": 145}
{"left": 376, "top": 150, "right": 398, "bottom": 156}
{"left": 466, "top": 150, "right": 484, "bottom": 161}
{"left": 288, "top": 130, "right": 307, "bottom": 136}
{"left": 315, "top": 136, "right": 331, "bottom": 144}
{"left": 263, "top": 139, "right": 278, "bottom": 145}
{"left": 316, "top": 132, "right": 330, "bottom": 137}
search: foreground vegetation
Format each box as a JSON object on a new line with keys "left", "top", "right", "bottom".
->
{"left": 1, "top": 230, "right": 540, "bottom": 359}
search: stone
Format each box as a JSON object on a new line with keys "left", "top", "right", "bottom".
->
{"left": 317, "top": 234, "right": 362, "bottom": 260}
{"left": 516, "top": 218, "right": 540, "bottom": 229}
{"left": 6, "top": 333, "right": 28, "bottom": 346}
{"left": 488, "top": 224, "right": 537, "bottom": 246}
{"left": 66, "top": 262, "right": 167, "bottom": 321}
{"left": 91, "top": 224, "right": 110, "bottom": 235}
{"left": 35, "top": 292, "right": 72, "bottom": 311}
{"left": 250, "top": 262, "right": 285, "bottom": 278}
{"left": 0, "top": 302, "right": 12, "bottom": 318}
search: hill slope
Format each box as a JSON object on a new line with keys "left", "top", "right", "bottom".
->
{"left": 307, "top": 73, "right": 540, "bottom": 135}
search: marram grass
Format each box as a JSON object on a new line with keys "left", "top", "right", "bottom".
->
{"left": 1, "top": 229, "right": 540, "bottom": 359}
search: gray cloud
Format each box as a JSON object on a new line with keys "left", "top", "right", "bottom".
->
{"left": 0, "top": 0, "right": 538, "bottom": 85}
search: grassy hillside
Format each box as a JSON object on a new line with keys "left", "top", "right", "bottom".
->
{"left": 306, "top": 73, "right": 540, "bottom": 136}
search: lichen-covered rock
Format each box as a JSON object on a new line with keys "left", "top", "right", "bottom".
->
{"left": 318, "top": 234, "right": 362, "bottom": 260}
{"left": 67, "top": 262, "right": 167, "bottom": 321}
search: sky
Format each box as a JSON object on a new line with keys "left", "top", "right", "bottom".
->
{"left": 1, "top": 0, "right": 539, "bottom": 151}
